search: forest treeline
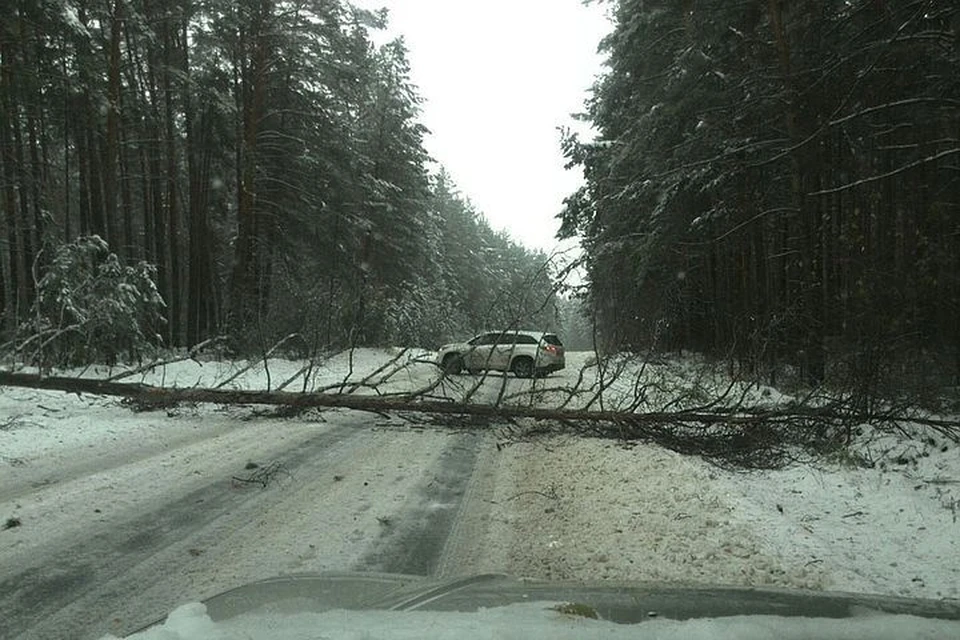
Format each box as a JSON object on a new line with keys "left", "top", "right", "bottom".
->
{"left": 562, "top": 0, "right": 960, "bottom": 388}
{"left": 6, "top": 0, "right": 958, "bottom": 394}
{"left": 0, "top": 0, "right": 557, "bottom": 361}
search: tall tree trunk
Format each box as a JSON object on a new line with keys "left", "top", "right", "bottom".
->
{"left": 74, "top": 5, "right": 105, "bottom": 242}
{"left": 144, "top": 36, "right": 170, "bottom": 338}
{"left": 25, "top": 17, "right": 45, "bottom": 277}
{"left": 27, "top": 95, "right": 44, "bottom": 259}
{"left": 181, "top": 13, "right": 211, "bottom": 346}
{"left": 75, "top": 97, "right": 91, "bottom": 236}
{"left": 129, "top": 38, "right": 155, "bottom": 265}
{"left": 162, "top": 17, "right": 181, "bottom": 345}
{"left": 767, "top": 0, "right": 824, "bottom": 384}
{"left": 0, "top": 28, "right": 30, "bottom": 325}
{"left": 103, "top": 0, "right": 123, "bottom": 257}
{"left": 186, "top": 107, "right": 215, "bottom": 345}
{"left": 0, "top": 43, "right": 18, "bottom": 325}
{"left": 119, "top": 120, "right": 135, "bottom": 259}
{"left": 62, "top": 36, "right": 72, "bottom": 242}
{"left": 231, "top": 0, "right": 273, "bottom": 338}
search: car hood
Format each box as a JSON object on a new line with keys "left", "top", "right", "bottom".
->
{"left": 172, "top": 572, "right": 960, "bottom": 625}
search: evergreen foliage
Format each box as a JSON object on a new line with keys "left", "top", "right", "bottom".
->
{"left": 562, "top": 0, "right": 960, "bottom": 388}
{"left": 0, "top": 0, "right": 557, "bottom": 358}
{"left": 19, "top": 235, "right": 165, "bottom": 366}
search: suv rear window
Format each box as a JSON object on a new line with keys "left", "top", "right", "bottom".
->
{"left": 542, "top": 334, "right": 563, "bottom": 346}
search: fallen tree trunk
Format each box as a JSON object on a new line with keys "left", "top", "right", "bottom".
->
{"left": 1, "top": 370, "right": 956, "bottom": 428}
{"left": 2, "top": 370, "right": 957, "bottom": 469}
{"left": 0, "top": 369, "right": 703, "bottom": 423}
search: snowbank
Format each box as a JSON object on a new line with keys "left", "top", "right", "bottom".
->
{"left": 452, "top": 427, "right": 959, "bottom": 602}
{"left": 713, "top": 427, "right": 960, "bottom": 600}
{"left": 474, "top": 437, "right": 828, "bottom": 589}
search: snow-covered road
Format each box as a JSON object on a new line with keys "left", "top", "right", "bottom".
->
{"left": 2, "top": 349, "right": 958, "bottom": 639}
{"left": 1, "top": 404, "right": 494, "bottom": 639}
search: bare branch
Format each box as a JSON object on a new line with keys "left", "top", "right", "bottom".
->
{"left": 106, "top": 336, "right": 227, "bottom": 382}
{"left": 214, "top": 333, "right": 301, "bottom": 390}
{"left": 829, "top": 97, "right": 960, "bottom": 126}
{"left": 808, "top": 148, "right": 960, "bottom": 196}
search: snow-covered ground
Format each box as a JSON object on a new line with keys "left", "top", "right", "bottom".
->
{"left": 2, "top": 348, "right": 959, "bottom": 638}
{"left": 717, "top": 429, "right": 960, "bottom": 599}
{"left": 467, "top": 434, "right": 959, "bottom": 599}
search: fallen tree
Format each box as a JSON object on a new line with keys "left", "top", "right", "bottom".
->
{"left": 2, "top": 369, "right": 958, "bottom": 470}
{"left": 2, "top": 369, "right": 954, "bottom": 426}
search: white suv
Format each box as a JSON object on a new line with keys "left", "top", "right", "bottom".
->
{"left": 437, "top": 331, "right": 565, "bottom": 378}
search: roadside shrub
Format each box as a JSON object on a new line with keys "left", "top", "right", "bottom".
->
{"left": 17, "top": 235, "right": 166, "bottom": 368}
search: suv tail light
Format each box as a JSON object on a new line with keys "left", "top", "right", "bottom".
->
{"left": 541, "top": 344, "right": 561, "bottom": 355}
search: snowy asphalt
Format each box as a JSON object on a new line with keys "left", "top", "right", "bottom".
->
{"left": 1, "top": 414, "right": 493, "bottom": 640}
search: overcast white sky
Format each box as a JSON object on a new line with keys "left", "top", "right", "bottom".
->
{"left": 355, "top": 0, "right": 610, "bottom": 253}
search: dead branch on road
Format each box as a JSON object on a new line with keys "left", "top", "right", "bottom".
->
{"left": 231, "top": 461, "right": 291, "bottom": 488}
{"left": 507, "top": 486, "right": 560, "bottom": 502}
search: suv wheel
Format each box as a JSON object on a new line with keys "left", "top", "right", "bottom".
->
{"left": 441, "top": 353, "right": 463, "bottom": 375}
{"left": 511, "top": 357, "right": 534, "bottom": 379}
